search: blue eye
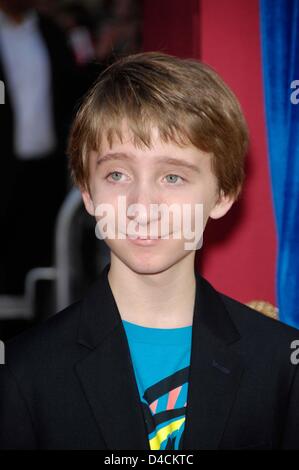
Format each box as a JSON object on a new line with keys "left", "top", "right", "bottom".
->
{"left": 165, "top": 174, "right": 184, "bottom": 184}
{"left": 107, "top": 171, "right": 123, "bottom": 182}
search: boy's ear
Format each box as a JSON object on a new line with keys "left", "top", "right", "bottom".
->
{"left": 209, "top": 190, "right": 236, "bottom": 220}
{"left": 81, "top": 189, "right": 95, "bottom": 216}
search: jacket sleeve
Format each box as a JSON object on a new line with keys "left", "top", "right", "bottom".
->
{"left": 0, "top": 364, "right": 38, "bottom": 449}
{"left": 281, "top": 363, "right": 299, "bottom": 449}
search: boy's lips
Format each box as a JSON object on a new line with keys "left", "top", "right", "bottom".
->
{"left": 127, "top": 235, "right": 160, "bottom": 239}
{"left": 126, "top": 236, "right": 161, "bottom": 246}
{"left": 125, "top": 233, "right": 171, "bottom": 239}
{"left": 124, "top": 233, "right": 172, "bottom": 246}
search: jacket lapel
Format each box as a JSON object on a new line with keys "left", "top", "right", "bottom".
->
{"left": 182, "top": 273, "right": 244, "bottom": 449}
{"left": 75, "top": 263, "right": 244, "bottom": 450}
{"left": 75, "top": 263, "right": 150, "bottom": 450}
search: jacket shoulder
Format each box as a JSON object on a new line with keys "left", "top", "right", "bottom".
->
{"left": 2, "top": 300, "right": 82, "bottom": 376}
{"left": 219, "top": 290, "right": 299, "bottom": 343}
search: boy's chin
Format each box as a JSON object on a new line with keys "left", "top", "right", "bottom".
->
{"left": 126, "top": 262, "right": 170, "bottom": 276}
{"left": 114, "top": 252, "right": 192, "bottom": 276}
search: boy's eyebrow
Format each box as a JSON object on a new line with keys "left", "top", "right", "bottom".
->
{"left": 96, "top": 152, "right": 202, "bottom": 173}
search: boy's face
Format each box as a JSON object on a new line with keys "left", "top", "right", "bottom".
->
{"left": 81, "top": 120, "right": 235, "bottom": 274}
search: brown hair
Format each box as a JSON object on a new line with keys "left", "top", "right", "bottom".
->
{"left": 67, "top": 51, "right": 249, "bottom": 199}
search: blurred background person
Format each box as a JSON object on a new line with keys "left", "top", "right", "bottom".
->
{"left": 93, "top": 0, "right": 141, "bottom": 65}
{"left": 53, "top": 0, "right": 142, "bottom": 88}
{"left": 0, "top": 0, "right": 83, "bottom": 296}
{"left": 53, "top": 1, "right": 95, "bottom": 66}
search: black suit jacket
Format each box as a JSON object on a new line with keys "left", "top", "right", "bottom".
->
{"left": 0, "top": 263, "right": 299, "bottom": 450}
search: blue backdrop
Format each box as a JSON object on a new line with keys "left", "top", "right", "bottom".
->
{"left": 260, "top": 0, "right": 299, "bottom": 328}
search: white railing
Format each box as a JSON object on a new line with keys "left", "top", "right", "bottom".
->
{"left": 0, "top": 188, "right": 82, "bottom": 319}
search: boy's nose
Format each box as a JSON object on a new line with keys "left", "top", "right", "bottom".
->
{"left": 126, "top": 186, "right": 162, "bottom": 230}
{"left": 126, "top": 200, "right": 160, "bottom": 226}
{"left": 128, "top": 184, "right": 160, "bottom": 210}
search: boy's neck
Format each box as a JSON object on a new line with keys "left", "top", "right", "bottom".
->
{"left": 107, "top": 256, "right": 197, "bottom": 329}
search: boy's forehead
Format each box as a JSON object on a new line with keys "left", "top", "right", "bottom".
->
{"left": 99, "top": 123, "right": 170, "bottom": 154}
{"left": 95, "top": 123, "right": 210, "bottom": 165}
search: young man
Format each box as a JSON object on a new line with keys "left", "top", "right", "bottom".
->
{"left": 0, "top": 52, "right": 299, "bottom": 450}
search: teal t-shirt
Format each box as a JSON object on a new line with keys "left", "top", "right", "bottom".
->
{"left": 122, "top": 319, "right": 192, "bottom": 450}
